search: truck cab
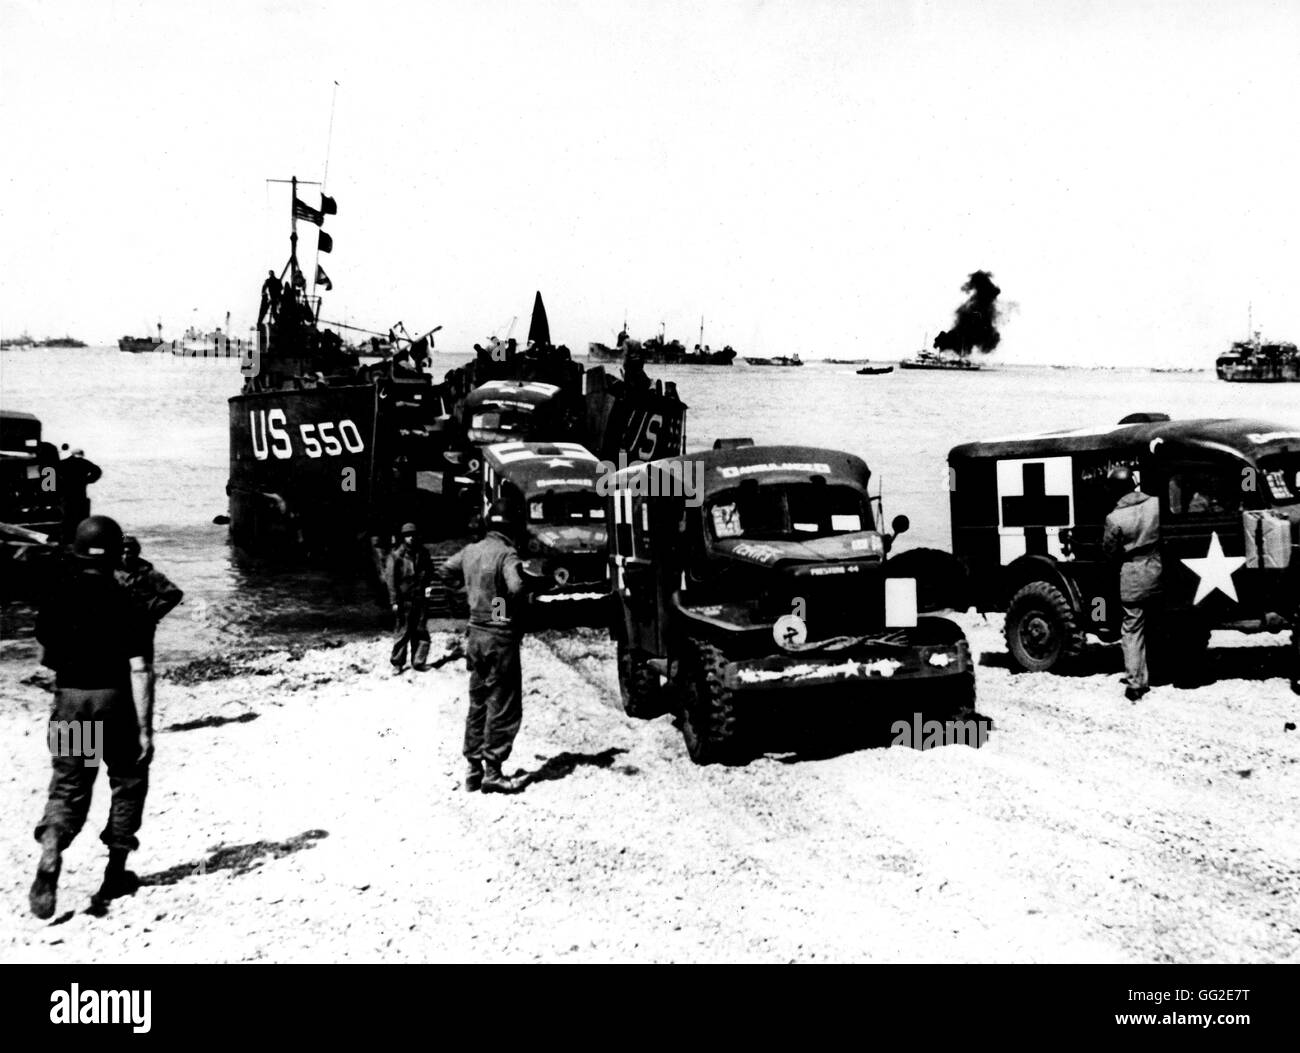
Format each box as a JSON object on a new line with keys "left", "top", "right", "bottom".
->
{"left": 948, "top": 414, "right": 1300, "bottom": 673}
{"left": 481, "top": 441, "right": 610, "bottom": 618}
{"left": 608, "top": 442, "right": 974, "bottom": 763}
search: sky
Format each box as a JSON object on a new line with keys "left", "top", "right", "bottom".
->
{"left": 1, "top": 0, "right": 1297, "bottom": 364}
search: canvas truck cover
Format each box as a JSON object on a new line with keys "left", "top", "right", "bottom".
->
{"left": 483, "top": 441, "right": 602, "bottom": 498}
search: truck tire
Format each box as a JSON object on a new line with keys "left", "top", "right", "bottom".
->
{"left": 1004, "top": 580, "right": 1085, "bottom": 672}
{"left": 678, "top": 636, "right": 743, "bottom": 765}
{"left": 617, "top": 640, "right": 664, "bottom": 719}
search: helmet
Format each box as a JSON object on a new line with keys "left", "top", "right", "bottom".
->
{"left": 1107, "top": 464, "right": 1135, "bottom": 498}
{"left": 72, "top": 515, "right": 124, "bottom": 564}
{"left": 486, "top": 498, "right": 521, "bottom": 532}
{"left": 399, "top": 522, "right": 418, "bottom": 536}
{"left": 121, "top": 534, "right": 142, "bottom": 560}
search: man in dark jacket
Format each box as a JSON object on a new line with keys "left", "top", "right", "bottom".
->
{"left": 31, "top": 515, "right": 154, "bottom": 919}
{"left": 385, "top": 522, "right": 432, "bottom": 672}
{"left": 115, "top": 536, "right": 184, "bottom": 659}
{"left": 55, "top": 448, "right": 102, "bottom": 543}
{"left": 441, "top": 499, "right": 546, "bottom": 793}
{"left": 1102, "top": 466, "right": 1162, "bottom": 701}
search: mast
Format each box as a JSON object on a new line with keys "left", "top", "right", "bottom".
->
{"left": 290, "top": 174, "right": 299, "bottom": 282}
{"left": 699, "top": 315, "right": 704, "bottom": 351}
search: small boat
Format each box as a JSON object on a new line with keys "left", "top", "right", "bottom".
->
{"left": 856, "top": 365, "right": 894, "bottom": 375}
{"left": 119, "top": 323, "right": 163, "bottom": 353}
{"left": 743, "top": 354, "right": 802, "bottom": 367}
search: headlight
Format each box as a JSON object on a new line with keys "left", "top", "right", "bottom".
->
{"left": 553, "top": 565, "right": 570, "bottom": 585}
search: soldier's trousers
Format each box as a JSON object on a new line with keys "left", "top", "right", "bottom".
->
{"left": 34, "top": 686, "right": 149, "bottom": 853}
{"left": 1121, "top": 601, "right": 1150, "bottom": 693}
{"left": 463, "top": 628, "right": 522, "bottom": 767}
{"left": 391, "top": 601, "right": 430, "bottom": 669}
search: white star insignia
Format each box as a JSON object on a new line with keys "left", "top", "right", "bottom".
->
{"left": 1180, "top": 531, "right": 1246, "bottom": 605}
{"left": 545, "top": 458, "right": 574, "bottom": 468}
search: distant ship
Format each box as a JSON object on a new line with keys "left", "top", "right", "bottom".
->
{"left": 856, "top": 365, "right": 894, "bottom": 375}
{"left": 898, "top": 349, "right": 981, "bottom": 371}
{"left": 1216, "top": 333, "right": 1300, "bottom": 382}
{"left": 589, "top": 318, "right": 736, "bottom": 365}
{"left": 743, "top": 354, "right": 802, "bottom": 367}
{"left": 36, "top": 335, "right": 87, "bottom": 348}
{"left": 0, "top": 332, "right": 36, "bottom": 349}
{"left": 119, "top": 323, "right": 163, "bottom": 353}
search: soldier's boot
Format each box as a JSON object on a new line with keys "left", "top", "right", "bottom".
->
{"left": 93, "top": 848, "right": 140, "bottom": 904}
{"left": 480, "top": 762, "right": 526, "bottom": 795}
{"left": 29, "top": 828, "right": 62, "bottom": 920}
{"left": 464, "top": 760, "right": 484, "bottom": 792}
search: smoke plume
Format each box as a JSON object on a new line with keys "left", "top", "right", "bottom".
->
{"left": 933, "top": 270, "right": 1001, "bottom": 355}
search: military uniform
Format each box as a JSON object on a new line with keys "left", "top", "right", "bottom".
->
{"left": 441, "top": 529, "right": 531, "bottom": 790}
{"left": 1103, "top": 488, "right": 1162, "bottom": 697}
{"left": 385, "top": 535, "right": 432, "bottom": 670}
{"left": 115, "top": 550, "right": 184, "bottom": 662}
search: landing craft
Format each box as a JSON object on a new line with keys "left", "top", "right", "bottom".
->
{"left": 227, "top": 178, "right": 688, "bottom": 589}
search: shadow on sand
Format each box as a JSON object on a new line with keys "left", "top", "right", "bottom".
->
{"left": 140, "top": 829, "right": 330, "bottom": 887}
{"left": 523, "top": 747, "right": 633, "bottom": 784}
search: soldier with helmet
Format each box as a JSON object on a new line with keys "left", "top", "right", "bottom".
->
{"left": 115, "top": 535, "right": 185, "bottom": 659}
{"left": 29, "top": 515, "right": 155, "bottom": 919}
{"left": 440, "top": 497, "right": 548, "bottom": 794}
{"left": 1102, "top": 464, "right": 1162, "bottom": 701}
{"left": 385, "top": 521, "right": 432, "bottom": 672}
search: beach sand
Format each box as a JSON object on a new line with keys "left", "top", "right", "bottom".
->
{"left": 1, "top": 616, "right": 1297, "bottom": 963}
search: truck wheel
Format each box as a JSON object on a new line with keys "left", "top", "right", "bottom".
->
{"left": 617, "top": 640, "right": 663, "bottom": 719}
{"left": 678, "top": 637, "right": 743, "bottom": 765}
{"left": 1004, "top": 580, "right": 1085, "bottom": 672}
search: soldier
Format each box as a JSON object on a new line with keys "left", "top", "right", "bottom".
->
{"left": 115, "top": 535, "right": 185, "bottom": 658}
{"left": 440, "top": 499, "right": 547, "bottom": 794}
{"left": 30, "top": 516, "right": 154, "bottom": 919}
{"left": 55, "top": 447, "right": 102, "bottom": 542}
{"left": 386, "top": 522, "right": 432, "bottom": 672}
{"left": 257, "top": 269, "right": 281, "bottom": 325}
{"left": 1102, "top": 465, "right": 1162, "bottom": 701}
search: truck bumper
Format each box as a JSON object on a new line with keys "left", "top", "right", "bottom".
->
{"left": 724, "top": 640, "right": 971, "bottom": 692}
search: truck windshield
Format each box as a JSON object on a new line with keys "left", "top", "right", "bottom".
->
{"left": 529, "top": 489, "right": 603, "bottom": 523}
{"left": 708, "top": 483, "right": 872, "bottom": 541}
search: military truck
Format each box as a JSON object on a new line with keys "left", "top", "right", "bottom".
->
{"left": 606, "top": 441, "right": 975, "bottom": 763}
{"left": 948, "top": 413, "right": 1300, "bottom": 675}
{"left": 479, "top": 440, "right": 610, "bottom": 619}
{"left": 1, "top": 410, "right": 91, "bottom": 597}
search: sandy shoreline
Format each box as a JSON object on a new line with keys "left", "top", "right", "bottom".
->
{"left": 1, "top": 615, "right": 1297, "bottom": 964}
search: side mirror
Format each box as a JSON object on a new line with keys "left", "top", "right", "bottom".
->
{"left": 891, "top": 514, "right": 910, "bottom": 537}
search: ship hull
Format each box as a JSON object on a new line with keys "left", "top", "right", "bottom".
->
{"left": 228, "top": 384, "right": 381, "bottom": 557}
{"left": 589, "top": 342, "right": 735, "bottom": 365}
{"left": 1216, "top": 360, "right": 1300, "bottom": 382}
{"left": 898, "top": 359, "right": 980, "bottom": 371}
{"left": 118, "top": 337, "right": 158, "bottom": 353}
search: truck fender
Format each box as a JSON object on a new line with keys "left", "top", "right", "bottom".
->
{"left": 1002, "top": 554, "right": 1089, "bottom": 620}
